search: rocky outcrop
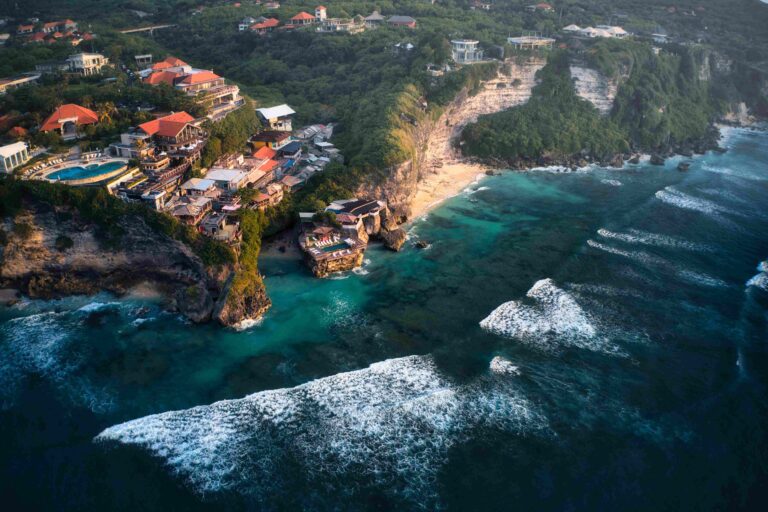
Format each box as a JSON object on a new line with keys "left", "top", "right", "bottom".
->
{"left": 0, "top": 204, "right": 231, "bottom": 324}
{"left": 380, "top": 228, "right": 407, "bottom": 251}
{"left": 307, "top": 251, "right": 364, "bottom": 278}
{"left": 213, "top": 273, "right": 272, "bottom": 325}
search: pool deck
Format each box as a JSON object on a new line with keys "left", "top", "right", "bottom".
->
{"left": 30, "top": 156, "right": 130, "bottom": 185}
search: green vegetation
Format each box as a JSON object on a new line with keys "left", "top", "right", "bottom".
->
{"left": 226, "top": 207, "right": 266, "bottom": 308}
{"left": 0, "top": 179, "right": 234, "bottom": 266}
{"left": 200, "top": 104, "right": 260, "bottom": 167}
{"left": 12, "top": 220, "right": 34, "bottom": 240}
{"left": 463, "top": 52, "right": 629, "bottom": 161}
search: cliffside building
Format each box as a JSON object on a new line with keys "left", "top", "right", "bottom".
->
{"left": 451, "top": 40, "right": 484, "bottom": 64}
{"left": 0, "top": 142, "right": 30, "bottom": 173}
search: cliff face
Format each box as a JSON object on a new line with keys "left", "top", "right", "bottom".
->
{"left": 359, "top": 58, "right": 546, "bottom": 221}
{"left": 307, "top": 251, "right": 365, "bottom": 278}
{"left": 213, "top": 272, "right": 272, "bottom": 325}
{"left": 0, "top": 203, "right": 239, "bottom": 324}
{"left": 570, "top": 66, "right": 618, "bottom": 115}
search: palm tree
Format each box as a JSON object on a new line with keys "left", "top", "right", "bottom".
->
{"left": 97, "top": 101, "right": 117, "bottom": 124}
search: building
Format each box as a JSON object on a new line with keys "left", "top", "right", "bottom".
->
{"left": 0, "top": 73, "right": 40, "bottom": 95}
{"left": 0, "top": 142, "right": 30, "bottom": 173}
{"left": 180, "top": 178, "right": 219, "bottom": 197}
{"left": 143, "top": 59, "right": 243, "bottom": 120}
{"left": 317, "top": 16, "right": 366, "bottom": 33}
{"left": 315, "top": 6, "right": 327, "bottom": 21}
{"left": 238, "top": 16, "right": 258, "bottom": 31}
{"left": 562, "top": 24, "right": 581, "bottom": 33}
{"left": 451, "top": 40, "right": 484, "bottom": 64}
{"left": 526, "top": 3, "right": 554, "bottom": 13}
{"left": 280, "top": 174, "right": 305, "bottom": 192}
{"left": 41, "top": 103, "right": 99, "bottom": 140}
{"left": 364, "top": 11, "right": 386, "bottom": 28}
{"left": 256, "top": 104, "right": 295, "bottom": 131}
{"left": 289, "top": 12, "right": 316, "bottom": 26}
{"left": 200, "top": 212, "right": 241, "bottom": 244}
{"left": 387, "top": 15, "right": 417, "bottom": 29}
{"left": 136, "top": 111, "right": 205, "bottom": 152}
{"left": 250, "top": 17, "right": 280, "bottom": 34}
{"left": 595, "top": 25, "right": 629, "bottom": 39}
{"left": 66, "top": 53, "right": 110, "bottom": 76}
{"left": 250, "top": 130, "right": 292, "bottom": 150}
{"left": 171, "top": 196, "right": 212, "bottom": 225}
{"left": 205, "top": 168, "right": 252, "bottom": 191}
{"left": 507, "top": 35, "right": 556, "bottom": 50}
{"left": 134, "top": 54, "right": 153, "bottom": 67}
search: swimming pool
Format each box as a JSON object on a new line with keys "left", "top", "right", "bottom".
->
{"left": 47, "top": 161, "right": 127, "bottom": 181}
{"left": 320, "top": 242, "right": 351, "bottom": 253}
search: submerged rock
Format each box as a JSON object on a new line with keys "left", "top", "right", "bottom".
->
{"left": 650, "top": 154, "right": 665, "bottom": 166}
{"left": 415, "top": 240, "right": 430, "bottom": 249}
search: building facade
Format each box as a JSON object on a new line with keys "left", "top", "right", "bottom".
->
{"left": 0, "top": 142, "right": 30, "bottom": 173}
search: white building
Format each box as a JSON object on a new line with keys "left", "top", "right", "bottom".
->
{"left": 0, "top": 141, "right": 30, "bottom": 173}
{"left": 315, "top": 6, "right": 327, "bottom": 21}
{"left": 66, "top": 53, "right": 110, "bottom": 76}
{"left": 256, "top": 104, "right": 296, "bottom": 131}
{"left": 451, "top": 39, "right": 484, "bottom": 64}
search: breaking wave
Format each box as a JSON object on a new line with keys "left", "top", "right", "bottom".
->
{"left": 747, "top": 272, "right": 768, "bottom": 291}
{"left": 479, "top": 278, "right": 622, "bottom": 354}
{"left": 597, "top": 228, "right": 713, "bottom": 252}
{"left": 677, "top": 270, "right": 729, "bottom": 288}
{"left": 95, "top": 355, "right": 546, "bottom": 506}
{"left": 654, "top": 186, "right": 742, "bottom": 219}
{"left": 600, "top": 179, "right": 623, "bottom": 187}
{"left": 586, "top": 239, "right": 667, "bottom": 267}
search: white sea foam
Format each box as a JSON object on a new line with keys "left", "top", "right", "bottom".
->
{"left": 479, "top": 278, "right": 620, "bottom": 353}
{"left": 654, "top": 186, "right": 742, "bottom": 218}
{"left": 489, "top": 356, "right": 520, "bottom": 376}
{"left": 586, "top": 239, "right": 667, "bottom": 267}
{"left": 758, "top": 261, "right": 768, "bottom": 273}
{"left": 95, "top": 355, "right": 546, "bottom": 504}
{"left": 747, "top": 272, "right": 768, "bottom": 291}
{"left": 677, "top": 270, "right": 729, "bottom": 288}
{"left": 700, "top": 162, "right": 766, "bottom": 182}
{"left": 232, "top": 317, "right": 264, "bottom": 332}
{"left": 600, "top": 179, "right": 623, "bottom": 187}
{"left": 597, "top": 228, "right": 712, "bottom": 252}
{"left": 77, "top": 301, "right": 121, "bottom": 313}
{"left": 0, "top": 311, "right": 115, "bottom": 412}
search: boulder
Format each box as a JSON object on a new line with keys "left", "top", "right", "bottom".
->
{"left": 650, "top": 154, "right": 665, "bottom": 166}
{"left": 380, "top": 228, "right": 407, "bottom": 252}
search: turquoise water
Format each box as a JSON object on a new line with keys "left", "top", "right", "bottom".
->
{"left": 1, "top": 128, "right": 767, "bottom": 510}
{"left": 47, "top": 161, "right": 126, "bottom": 181}
{"left": 320, "top": 242, "right": 351, "bottom": 252}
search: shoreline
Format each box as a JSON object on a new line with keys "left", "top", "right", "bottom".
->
{"left": 405, "top": 122, "right": 764, "bottom": 221}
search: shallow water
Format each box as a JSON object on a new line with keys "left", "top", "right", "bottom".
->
{"left": 2, "top": 128, "right": 768, "bottom": 510}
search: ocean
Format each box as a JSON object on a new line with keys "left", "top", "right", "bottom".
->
{"left": 1, "top": 128, "right": 767, "bottom": 511}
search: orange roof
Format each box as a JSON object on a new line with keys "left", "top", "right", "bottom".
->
{"left": 138, "top": 112, "right": 195, "bottom": 137}
{"left": 258, "top": 159, "right": 279, "bottom": 172}
{"left": 291, "top": 12, "right": 315, "bottom": 20}
{"left": 253, "top": 146, "right": 277, "bottom": 160}
{"left": 43, "top": 22, "right": 59, "bottom": 29}
{"left": 144, "top": 70, "right": 182, "bottom": 86}
{"left": 251, "top": 18, "right": 280, "bottom": 29}
{"left": 177, "top": 70, "right": 221, "bottom": 85}
{"left": 41, "top": 104, "right": 98, "bottom": 132}
{"left": 30, "top": 33, "right": 46, "bottom": 41}
{"left": 151, "top": 56, "right": 189, "bottom": 71}
{"left": 316, "top": 5, "right": 326, "bottom": 9}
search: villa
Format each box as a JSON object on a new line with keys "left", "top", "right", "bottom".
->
{"left": 451, "top": 40, "right": 484, "bottom": 64}
{"left": 66, "top": 53, "right": 110, "bottom": 76}
{"left": 526, "top": 3, "right": 554, "bottom": 13}
{"left": 0, "top": 141, "right": 30, "bottom": 174}
{"left": 0, "top": 73, "right": 41, "bottom": 95}
{"left": 289, "top": 12, "right": 316, "bottom": 26}
{"left": 387, "top": 15, "right": 417, "bottom": 29}
{"left": 250, "top": 17, "right": 280, "bottom": 34}
{"left": 364, "top": 11, "right": 386, "bottom": 28}
{"left": 250, "top": 130, "right": 292, "bottom": 150}
{"left": 256, "top": 104, "right": 296, "bottom": 131}
{"left": 171, "top": 196, "right": 212, "bottom": 226}
{"left": 41, "top": 103, "right": 99, "bottom": 140}
{"left": 200, "top": 212, "right": 241, "bottom": 244}
{"left": 143, "top": 57, "right": 244, "bottom": 120}
{"left": 507, "top": 35, "right": 556, "bottom": 50}
{"left": 317, "top": 16, "right": 366, "bottom": 34}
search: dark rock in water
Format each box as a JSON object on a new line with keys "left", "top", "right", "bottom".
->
{"left": 577, "top": 158, "right": 589, "bottom": 168}
{"left": 714, "top": 146, "right": 728, "bottom": 154}
{"left": 415, "top": 240, "right": 429, "bottom": 249}
{"left": 650, "top": 154, "right": 665, "bottom": 166}
{"left": 680, "top": 149, "right": 694, "bottom": 158}
{"left": 608, "top": 154, "right": 624, "bottom": 168}
{"left": 485, "top": 170, "right": 495, "bottom": 176}
{"left": 677, "top": 162, "right": 691, "bottom": 171}
{"left": 381, "top": 228, "right": 407, "bottom": 252}
{"left": 694, "top": 145, "right": 707, "bottom": 155}
{"left": 628, "top": 155, "right": 640, "bottom": 164}
{"left": 278, "top": 246, "right": 286, "bottom": 253}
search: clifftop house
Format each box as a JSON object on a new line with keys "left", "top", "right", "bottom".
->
{"left": 256, "top": 104, "right": 296, "bottom": 131}
{"left": 41, "top": 103, "right": 99, "bottom": 140}
{"left": 142, "top": 56, "right": 243, "bottom": 120}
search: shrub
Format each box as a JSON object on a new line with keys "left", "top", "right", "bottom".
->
{"left": 12, "top": 221, "right": 33, "bottom": 240}
{"left": 55, "top": 235, "right": 74, "bottom": 251}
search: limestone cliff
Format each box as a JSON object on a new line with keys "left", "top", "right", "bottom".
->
{"left": 0, "top": 201, "right": 261, "bottom": 326}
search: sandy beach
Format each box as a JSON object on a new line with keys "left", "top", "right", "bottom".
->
{"left": 407, "top": 58, "right": 545, "bottom": 220}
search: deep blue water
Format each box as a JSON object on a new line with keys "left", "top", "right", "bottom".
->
{"left": 1, "top": 128, "right": 767, "bottom": 511}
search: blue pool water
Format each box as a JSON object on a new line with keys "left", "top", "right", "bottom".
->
{"left": 47, "top": 161, "right": 126, "bottom": 181}
{"left": 1, "top": 128, "right": 767, "bottom": 510}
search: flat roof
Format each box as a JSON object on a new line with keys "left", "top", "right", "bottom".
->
{"left": 181, "top": 177, "right": 216, "bottom": 190}
{"left": 256, "top": 104, "right": 295, "bottom": 119}
{"left": 0, "top": 141, "right": 28, "bottom": 157}
{"left": 205, "top": 168, "right": 248, "bottom": 183}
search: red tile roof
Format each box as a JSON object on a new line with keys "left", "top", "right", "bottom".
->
{"left": 152, "top": 56, "right": 189, "bottom": 71}
{"left": 138, "top": 111, "right": 195, "bottom": 137}
{"left": 177, "top": 70, "right": 221, "bottom": 85}
{"left": 253, "top": 146, "right": 277, "bottom": 160}
{"left": 41, "top": 104, "right": 99, "bottom": 132}
{"left": 251, "top": 18, "right": 280, "bottom": 29}
{"left": 144, "top": 70, "right": 183, "bottom": 86}
{"left": 30, "top": 33, "right": 46, "bottom": 41}
{"left": 291, "top": 12, "right": 315, "bottom": 20}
